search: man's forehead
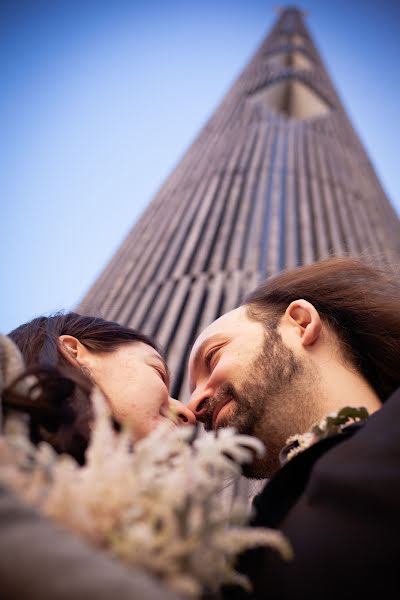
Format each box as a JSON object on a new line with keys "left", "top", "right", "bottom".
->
{"left": 190, "top": 307, "right": 245, "bottom": 357}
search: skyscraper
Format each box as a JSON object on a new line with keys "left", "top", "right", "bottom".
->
{"left": 79, "top": 7, "right": 400, "bottom": 400}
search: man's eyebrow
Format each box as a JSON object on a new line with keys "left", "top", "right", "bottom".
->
{"left": 192, "top": 338, "right": 211, "bottom": 372}
{"left": 189, "top": 340, "right": 208, "bottom": 394}
{"left": 189, "top": 336, "right": 223, "bottom": 393}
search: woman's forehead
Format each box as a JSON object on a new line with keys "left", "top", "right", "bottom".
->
{"left": 129, "top": 341, "right": 161, "bottom": 359}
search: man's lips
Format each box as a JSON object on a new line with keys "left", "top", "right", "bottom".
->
{"left": 212, "top": 397, "right": 232, "bottom": 429}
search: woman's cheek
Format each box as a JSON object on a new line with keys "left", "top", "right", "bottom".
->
{"left": 109, "top": 396, "right": 137, "bottom": 422}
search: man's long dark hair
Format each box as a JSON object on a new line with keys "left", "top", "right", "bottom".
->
{"left": 3, "top": 312, "right": 158, "bottom": 463}
{"left": 243, "top": 257, "right": 400, "bottom": 402}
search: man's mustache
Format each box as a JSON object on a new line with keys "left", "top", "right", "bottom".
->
{"left": 201, "top": 383, "right": 238, "bottom": 430}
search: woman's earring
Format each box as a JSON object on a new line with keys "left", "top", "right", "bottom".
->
{"left": 80, "top": 365, "right": 93, "bottom": 379}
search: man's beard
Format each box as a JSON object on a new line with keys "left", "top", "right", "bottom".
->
{"left": 202, "top": 328, "right": 314, "bottom": 478}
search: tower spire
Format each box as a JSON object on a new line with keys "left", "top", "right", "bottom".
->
{"left": 79, "top": 9, "right": 400, "bottom": 399}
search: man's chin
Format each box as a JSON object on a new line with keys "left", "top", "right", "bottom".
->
{"left": 242, "top": 458, "right": 270, "bottom": 480}
{"left": 242, "top": 446, "right": 282, "bottom": 479}
{"left": 216, "top": 409, "right": 255, "bottom": 437}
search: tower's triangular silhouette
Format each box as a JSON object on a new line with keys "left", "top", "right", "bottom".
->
{"left": 79, "top": 7, "right": 400, "bottom": 399}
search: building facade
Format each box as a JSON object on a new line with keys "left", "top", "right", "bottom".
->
{"left": 79, "top": 7, "right": 400, "bottom": 400}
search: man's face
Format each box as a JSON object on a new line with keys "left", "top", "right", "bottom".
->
{"left": 188, "top": 306, "right": 317, "bottom": 477}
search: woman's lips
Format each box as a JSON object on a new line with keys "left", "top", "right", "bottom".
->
{"left": 212, "top": 397, "right": 232, "bottom": 429}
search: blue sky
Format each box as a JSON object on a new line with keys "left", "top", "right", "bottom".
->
{"left": 1, "top": 0, "right": 399, "bottom": 334}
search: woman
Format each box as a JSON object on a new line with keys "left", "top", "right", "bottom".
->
{"left": 3, "top": 311, "right": 195, "bottom": 463}
{"left": 0, "top": 313, "right": 196, "bottom": 599}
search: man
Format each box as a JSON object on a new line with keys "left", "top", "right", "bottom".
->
{"left": 187, "top": 256, "right": 400, "bottom": 598}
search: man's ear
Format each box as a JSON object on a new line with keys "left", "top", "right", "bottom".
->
{"left": 284, "top": 299, "right": 322, "bottom": 347}
{"left": 58, "top": 335, "right": 83, "bottom": 367}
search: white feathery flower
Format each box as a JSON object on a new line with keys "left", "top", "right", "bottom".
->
{"left": 0, "top": 389, "right": 292, "bottom": 598}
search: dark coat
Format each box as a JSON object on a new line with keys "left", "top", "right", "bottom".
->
{"left": 225, "top": 387, "right": 400, "bottom": 600}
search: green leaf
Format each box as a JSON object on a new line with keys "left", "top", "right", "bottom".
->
{"left": 337, "top": 406, "right": 369, "bottom": 422}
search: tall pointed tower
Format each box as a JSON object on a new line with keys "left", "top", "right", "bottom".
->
{"left": 79, "top": 7, "right": 400, "bottom": 399}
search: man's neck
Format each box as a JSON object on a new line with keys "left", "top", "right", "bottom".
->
{"left": 320, "top": 360, "right": 382, "bottom": 416}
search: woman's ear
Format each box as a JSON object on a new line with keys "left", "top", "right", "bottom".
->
{"left": 284, "top": 299, "right": 322, "bottom": 347}
{"left": 58, "top": 335, "right": 82, "bottom": 366}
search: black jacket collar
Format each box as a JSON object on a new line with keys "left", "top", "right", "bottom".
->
{"left": 251, "top": 422, "right": 365, "bottom": 529}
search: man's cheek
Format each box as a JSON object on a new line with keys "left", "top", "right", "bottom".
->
{"left": 210, "top": 359, "right": 232, "bottom": 385}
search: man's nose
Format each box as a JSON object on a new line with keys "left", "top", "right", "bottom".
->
{"left": 186, "top": 393, "right": 209, "bottom": 420}
{"left": 169, "top": 398, "right": 196, "bottom": 425}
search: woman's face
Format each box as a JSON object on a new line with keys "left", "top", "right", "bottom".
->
{"left": 88, "top": 341, "right": 195, "bottom": 441}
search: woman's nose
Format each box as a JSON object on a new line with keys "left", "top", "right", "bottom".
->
{"left": 169, "top": 398, "right": 196, "bottom": 425}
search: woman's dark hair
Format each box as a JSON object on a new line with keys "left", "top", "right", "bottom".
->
{"left": 3, "top": 312, "right": 159, "bottom": 463}
{"left": 243, "top": 257, "right": 400, "bottom": 402}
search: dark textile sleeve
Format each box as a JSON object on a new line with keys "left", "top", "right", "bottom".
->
{"left": 0, "top": 484, "right": 178, "bottom": 600}
{"left": 225, "top": 387, "right": 400, "bottom": 600}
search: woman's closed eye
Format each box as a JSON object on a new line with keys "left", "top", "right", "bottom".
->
{"left": 152, "top": 365, "right": 169, "bottom": 386}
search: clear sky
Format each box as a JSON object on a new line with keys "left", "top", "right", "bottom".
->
{"left": 1, "top": 0, "right": 399, "bottom": 334}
